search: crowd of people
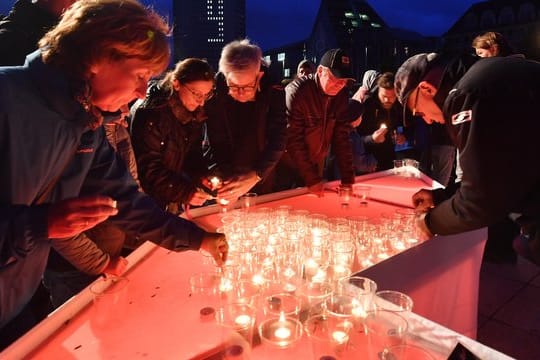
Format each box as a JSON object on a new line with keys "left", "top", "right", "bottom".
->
{"left": 1, "top": 0, "right": 540, "bottom": 351}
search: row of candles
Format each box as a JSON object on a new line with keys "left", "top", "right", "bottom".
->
{"left": 191, "top": 204, "right": 423, "bottom": 357}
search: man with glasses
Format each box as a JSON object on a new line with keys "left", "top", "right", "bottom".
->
{"left": 205, "top": 39, "right": 287, "bottom": 200}
{"left": 395, "top": 51, "right": 540, "bottom": 265}
{"left": 277, "top": 48, "right": 357, "bottom": 195}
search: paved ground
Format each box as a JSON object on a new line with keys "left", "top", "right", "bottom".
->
{"left": 477, "top": 256, "right": 540, "bottom": 359}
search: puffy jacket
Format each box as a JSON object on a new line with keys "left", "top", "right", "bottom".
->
{"left": 131, "top": 83, "right": 209, "bottom": 209}
{"left": 285, "top": 74, "right": 354, "bottom": 186}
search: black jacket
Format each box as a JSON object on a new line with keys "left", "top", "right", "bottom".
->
{"left": 204, "top": 67, "right": 287, "bottom": 192}
{"left": 285, "top": 74, "right": 354, "bottom": 186}
{"left": 0, "top": 0, "right": 58, "bottom": 66}
{"left": 131, "top": 84, "right": 210, "bottom": 208}
{"left": 427, "top": 56, "right": 540, "bottom": 237}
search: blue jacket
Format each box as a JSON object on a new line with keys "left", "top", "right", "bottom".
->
{"left": 0, "top": 51, "right": 205, "bottom": 328}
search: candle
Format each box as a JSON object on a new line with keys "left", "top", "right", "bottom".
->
{"left": 219, "top": 278, "right": 233, "bottom": 292}
{"left": 380, "top": 123, "right": 387, "bottom": 129}
{"left": 312, "top": 268, "right": 327, "bottom": 282}
{"left": 332, "top": 330, "right": 349, "bottom": 344}
{"left": 283, "top": 283, "right": 297, "bottom": 294}
{"left": 252, "top": 274, "right": 265, "bottom": 286}
{"left": 234, "top": 314, "right": 252, "bottom": 327}
{"left": 352, "top": 306, "right": 367, "bottom": 319}
{"left": 219, "top": 198, "right": 230, "bottom": 205}
{"left": 304, "top": 258, "right": 319, "bottom": 276}
{"left": 209, "top": 176, "right": 222, "bottom": 190}
{"left": 259, "top": 313, "right": 302, "bottom": 348}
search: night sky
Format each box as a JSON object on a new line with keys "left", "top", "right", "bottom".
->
{"left": 1, "top": 0, "right": 481, "bottom": 50}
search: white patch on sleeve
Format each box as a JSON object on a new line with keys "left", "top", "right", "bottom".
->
{"left": 451, "top": 110, "right": 472, "bottom": 125}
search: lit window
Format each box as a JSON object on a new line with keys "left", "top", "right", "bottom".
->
{"left": 277, "top": 53, "right": 285, "bottom": 61}
{"left": 344, "top": 11, "right": 354, "bottom": 18}
{"left": 284, "top": 68, "right": 290, "bottom": 77}
{"left": 370, "top": 22, "right": 381, "bottom": 28}
{"left": 359, "top": 14, "right": 370, "bottom": 21}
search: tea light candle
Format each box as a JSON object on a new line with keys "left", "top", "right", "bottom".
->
{"left": 219, "top": 198, "right": 230, "bottom": 205}
{"left": 332, "top": 330, "right": 349, "bottom": 344}
{"left": 283, "top": 283, "right": 297, "bottom": 294}
{"left": 259, "top": 314, "right": 302, "bottom": 348}
{"left": 219, "top": 278, "right": 233, "bottom": 293}
{"left": 209, "top": 176, "right": 222, "bottom": 190}
{"left": 252, "top": 274, "right": 265, "bottom": 286}
{"left": 304, "top": 258, "right": 319, "bottom": 276}
{"left": 234, "top": 314, "right": 252, "bottom": 327}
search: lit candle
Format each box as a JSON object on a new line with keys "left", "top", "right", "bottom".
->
{"left": 209, "top": 176, "right": 221, "bottom": 190}
{"left": 352, "top": 306, "right": 367, "bottom": 319}
{"left": 283, "top": 283, "right": 297, "bottom": 293}
{"left": 312, "top": 268, "right": 327, "bottom": 282}
{"left": 252, "top": 274, "right": 265, "bottom": 286}
{"left": 332, "top": 330, "right": 349, "bottom": 344}
{"left": 304, "top": 258, "right": 319, "bottom": 276}
{"left": 219, "top": 278, "right": 233, "bottom": 292}
{"left": 219, "top": 198, "right": 229, "bottom": 205}
{"left": 380, "top": 123, "right": 387, "bottom": 129}
{"left": 234, "top": 314, "right": 252, "bottom": 327}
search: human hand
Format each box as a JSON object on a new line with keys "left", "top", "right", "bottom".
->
{"left": 412, "top": 189, "right": 434, "bottom": 213}
{"left": 217, "top": 171, "right": 259, "bottom": 202}
{"left": 308, "top": 182, "right": 325, "bottom": 197}
{"left": 103, "top": 256, "right": 128, "bottom": 276}
{"left": 372, "top": 126, "right": 388, "bottom": 143}
{"left": 199, "top": 232, "right": 228, "bottom": 266}
{"left": 189, "top": 188, "right": 213, "bottom": 206}
{"left": 48, "top": 196, "right": 118, "bottom": 238}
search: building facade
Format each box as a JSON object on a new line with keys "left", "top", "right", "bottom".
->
{"left": 263, "top": 0, "right": 436, "bottom": 82}
{"left": 173, "top": 0, "right": 246, "bottom": 69}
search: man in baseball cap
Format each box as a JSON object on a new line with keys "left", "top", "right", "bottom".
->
{"left": 319, "top": 48, "right": 355, "bottom": 80}
{"left": 396, "top": 51, "right": 540, "bottom": 266}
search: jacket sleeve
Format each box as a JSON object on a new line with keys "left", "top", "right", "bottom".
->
{"left": 427, "top": 88, "right": 540, "bottom": 235}
{"left": 286, "top": 85, "right": 323, "bottom": 186}
{"left": 332, "top": 95, "right": 355, "bottom": 185}
{"left": 131, "top": 109, "right": 197, "bottom": 206}
{"left": 51, "top": 233, "right": 109, "bottom": 275}
{"left": 0, "top": 205, "right": 49, "bottom": 268}
{"left": 81, "top": 130, "right": 205, "bottom": 251}
{"left": 254, "top": 86, "right": 287, "bottom": 179}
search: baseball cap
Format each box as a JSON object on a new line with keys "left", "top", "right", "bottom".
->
{"left": 319, "top": 48, "right": 354, "bottom": 79}
{"left": 394, "top": 53, "right": 439, "bottom": 106}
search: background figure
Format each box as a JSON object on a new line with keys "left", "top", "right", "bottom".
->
{"left": 0, "top": 0, "right": 76, "bottom": 66}
{"left": 0, "top": 0, "right": 226, "bottom": 349}
{"left": 277, "top": 48, "right": 356, "bottom": 195}
{"left": 131, "top": 58, "right": 215, "bottom": 214}
{"left": 296, "top": 59, "right": 316, "bottom": 78}
{"left": 353, "top": 69, "right": 380, "bottom": 103}
{"left": 205, "top": 39, "right": 287, "bottom": 201}
{"left": 355, "top": 72, "right": 411, "bottom": 171}
{"left": 472, "top": 31, "right": 515, "bottom": 58}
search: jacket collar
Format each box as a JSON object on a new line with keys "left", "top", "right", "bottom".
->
{"left": 24, "top": 50, "right": 91, "bottom": 126}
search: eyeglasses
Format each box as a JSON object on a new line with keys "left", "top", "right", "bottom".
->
{"left": 183, "top": 83, "right": 214, "bottom": 102}
{"left": 412, "top": 87, "right": 425, "bottom": 117}
{"left": 226, "top": 77, "right": 259, "bottom": 94}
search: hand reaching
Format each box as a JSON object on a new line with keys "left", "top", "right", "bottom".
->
{"left": 48, "top": 196, "right": 118, "bottom": 238}
{"left": 103, "top": 256, "right": 128, "bottom": 276}
{"left": 199, "top": 231, "right": 228, "bottom": 266}
{"left": 412, "top": 189, "right": 434, "bottom": 213}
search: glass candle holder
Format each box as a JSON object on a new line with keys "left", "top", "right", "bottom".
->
{"left": 258, "top": 313, "right": 303, "bottom": 349}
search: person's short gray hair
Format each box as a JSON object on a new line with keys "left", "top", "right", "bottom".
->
{"left": 218, "top": 39, "right": 262, "bottom": 74}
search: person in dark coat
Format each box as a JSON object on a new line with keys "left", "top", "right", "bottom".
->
{"left": 205, "top": 39, "right": 287, "bottom": 201}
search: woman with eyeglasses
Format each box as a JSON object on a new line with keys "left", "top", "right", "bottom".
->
{"left": 131, "top": 58, "right": 216, "bottom": 213}
{"left": 204, "top": 39, "right": 287, "bottom": 201}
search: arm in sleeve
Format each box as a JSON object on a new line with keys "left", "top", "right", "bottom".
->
{"left": 254, "top": 86, "right": 287, "bottom": 179}
{"left": 51, "top": 233, "right": 109, "bottom": 275}
{"left": 0, "top": 205, "right": 49, "bottom": 268}
{"left": 81, "top": 133, "right": 205, "bottom": 251}
{"left": 332, "top": 95, "right": 355, "bottom": 185}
